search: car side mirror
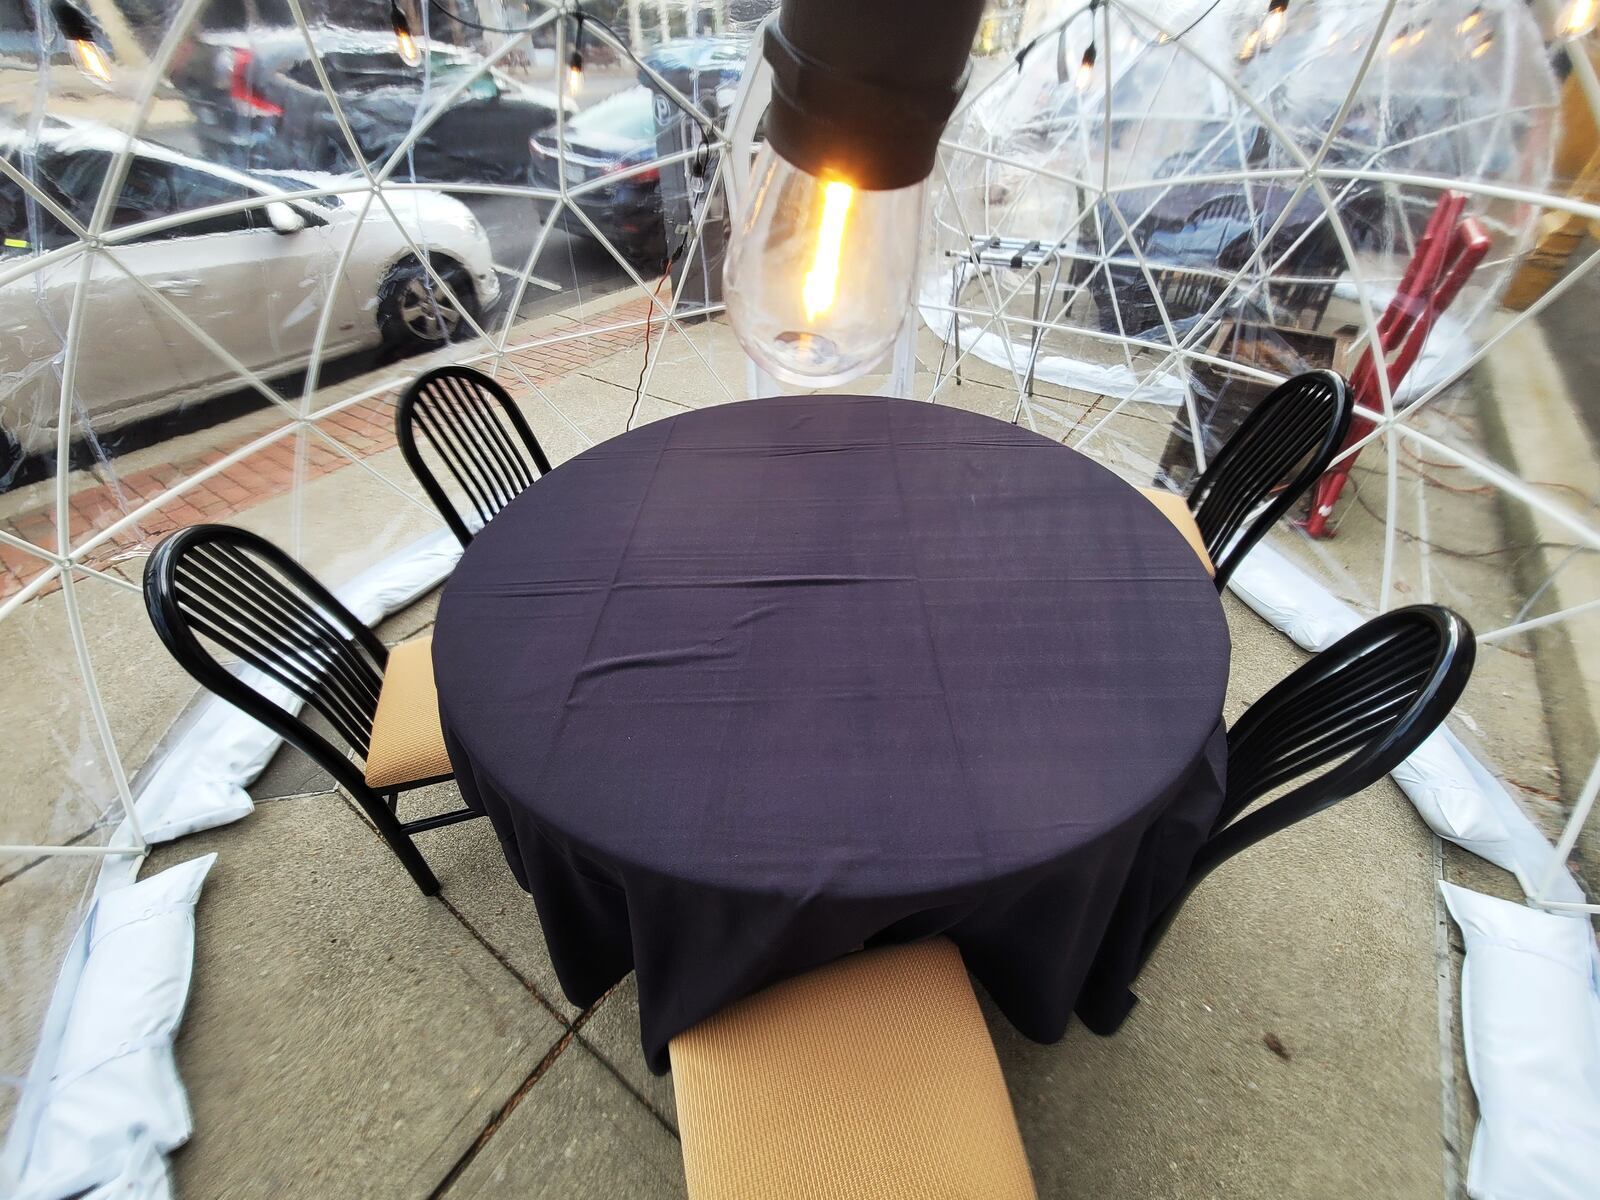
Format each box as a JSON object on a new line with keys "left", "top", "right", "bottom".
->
{"left": 265, "top": 201, "right": 306, "bottom": 235}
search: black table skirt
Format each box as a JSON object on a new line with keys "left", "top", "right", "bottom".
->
{"left": 434, "top": 395, "right": 1230, "bottom": 1073}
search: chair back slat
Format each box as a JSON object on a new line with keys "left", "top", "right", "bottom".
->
{"left": 144, "top": 525, "right": 388, "bottom": 789}
{"left": 1189, "top": 369, "right": 1352, "bottom": 586}
{"left": 397, "top": 365, "right": 551, "bottom": 546}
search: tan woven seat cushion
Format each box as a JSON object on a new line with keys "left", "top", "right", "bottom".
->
{"left": 1138, "top": 486, "right": 1216, "bottom": 576}
{"left": 364, "top": 637, "right": 452, "bottom": 789}
{"left": 669, "top": 938, "right": 1037, "bottom": 1200}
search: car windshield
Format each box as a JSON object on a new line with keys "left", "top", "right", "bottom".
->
{"left": 569, "top": 88, "right": 653, "bottom": 142}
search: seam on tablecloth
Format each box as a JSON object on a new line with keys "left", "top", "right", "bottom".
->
{"left": 882, "top": 403, "right": 991, "bottom": 878}
{"left": 530, "top": 425, "right": 676, "bottom": 804}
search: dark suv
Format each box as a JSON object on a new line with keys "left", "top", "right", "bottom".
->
{"left": 170, "top": 27, "right": 571, "bottom": 183}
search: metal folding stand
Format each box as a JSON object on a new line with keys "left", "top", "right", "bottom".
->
{"left": 937, "top": 235, "right": 1071, "bottom": 398}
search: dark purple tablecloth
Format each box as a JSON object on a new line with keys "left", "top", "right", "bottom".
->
{"left": 434, "top": 395, "right": 1229, "bottom": 1072}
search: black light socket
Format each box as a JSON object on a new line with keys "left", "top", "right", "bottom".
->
{"left": 51, "top": 0, "right": 96, "bottom": 43}
{"left": 761, "top": 0, "right": 986, "bottom": 191}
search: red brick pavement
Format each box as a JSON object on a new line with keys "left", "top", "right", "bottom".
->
{"left": 0, "top": 299, "right": 665, "bottom": 601}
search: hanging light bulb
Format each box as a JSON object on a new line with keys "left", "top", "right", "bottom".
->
{"left": 1456, "top": 5, "right": 1483, "bottom": 36}
{"left": 567, "top": 12, "right": 585, "bottom": 96}
{"left": 1387, "top": 22, "right": 1412, "bottom": 54}
{"left": 724, "top": 0, "right": 985, "bottom": 386}
{"left": 1408, "top": 21, "right": 1428, "bottom": 47}
{"left": 1562, "top": 0, "right": 1598, "bottom": 38}
{"left": 1075, "top": 41, "right": 1097, "bottom": 91}
{"left": 1074, "top": 0, "right": 1098, "bottom": 90}
{"left": 1470, "top": 29, "right": 1494, "bottom": 57}
{"left": 391, "top": 1, "right": 421, "bottom": 67}
{"left": 1262, "top": 0, "right": 1289, "bottom": 45}
{"left": 51, "top": 2, "right": 111, "bottom": 85}
{"left": 1238, "top": 27, "right": 1261, "bottom": 61}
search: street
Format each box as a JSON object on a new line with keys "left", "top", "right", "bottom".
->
{"left": 459, "top": 191, "right": 633, "bottom": 325}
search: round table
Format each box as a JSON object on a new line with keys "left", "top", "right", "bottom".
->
{"left": 434, "top": 395, "right": 1230, "bottom": 1071}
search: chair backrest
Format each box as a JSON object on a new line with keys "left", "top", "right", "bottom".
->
{"left": 1189, "top": 369, "right": 1352, "bottom": 586}
{"left": 395, "top": 365, "right": 552, "bottom": 547}
{"left": 143, "top": 524, "right": 386, "bottom": 798}
{"left": 1141, "top": 605, "right": 1475, "bottom": 963}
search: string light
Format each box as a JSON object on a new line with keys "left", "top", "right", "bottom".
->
{"left": 51, "top": 2, "right": 111, "bottom": 85}
{"left": 1262, "top": 0, "right": 1289, "bottom": 45}
{"left": 1076, "top": 41, "right": 1097, "bottom": 90}
{"left": 1456, "top": 5, "right": 1483, "bottom": 36}
{"left": 567, "top": 12, "right": 585, "bottom": 95}
{"left": 1408, "top": 21, "right": 1427, "bottom": 47}
{"left": 1387, "top": 22, "right": 1411, "bottom": 54}
{"left": 391, "top": 1, "right": 421, "bottom": 66}
{"left": 1238, "top": 27, "right": 1261, "bottom": 61}
{"left": 1470, "top": 30, "right": 1494, "bottom": 58}
{"left": 1077, "top": 1, "right": 1099, "bottom": 93}
{"left": 1562, "top": 0, "right": 1598, "bottom": 38}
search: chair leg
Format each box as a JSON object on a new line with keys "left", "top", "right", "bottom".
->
{"left": 351, "top": 788, "right": 441, "bottom": 895}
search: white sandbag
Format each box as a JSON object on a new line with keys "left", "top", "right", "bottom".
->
{"left": 1440, "top": 882, "right": 1600, "bottom": 1200}
{"left": 79, "top": 1132, "right": 172, "bottom": 1200}
{"left": 339, "top": 525, "right": 465, "bottom": 625}
{"left": 9, "top": 855, "right": 215, "bottom": 1200}
{"left": 1226, "top": 542, "right": 1361, "bottom": 652}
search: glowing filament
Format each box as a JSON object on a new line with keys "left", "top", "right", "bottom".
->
{"left": 1076, "top": 44, "right": 1097, "bottom": 90}
{"left": 69, "top": 37, "right": 111, "bottom": 83}
{"left": 1262, "top": 0, "right": 1288, "bottom": 43}
{"left": 803, "top": 181, "right": 853, "bottom": 322}
{"left": 392, "top": 3, "right": 420, "bottom": 66}
{"left": 1564, "top": 0, "right": 1598, "bottom": 37}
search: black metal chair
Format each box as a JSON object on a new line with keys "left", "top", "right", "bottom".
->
{"left": 396, "top": 365, "right": 552, "bottom": 547}
{"left": 1141, "top": 368, "right": 1352, "bottom": 588}
{"left": 143, "top": 524, "right": 478, "bottom": 895}
{"left": 1085, "top": 604, "right": 1476, "bottom": 1034}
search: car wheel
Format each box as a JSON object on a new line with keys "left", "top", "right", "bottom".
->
{"left": 378, "top": 257, "right": 477, "bottom": 351}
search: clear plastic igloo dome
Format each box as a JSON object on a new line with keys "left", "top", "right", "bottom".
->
{"left": 3, "top": 0, "right": 1600, "bottom": 1193}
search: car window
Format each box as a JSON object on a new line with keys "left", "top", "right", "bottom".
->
{"left": 115, "top": 157, "right": 179, "bottom": 227}
{"left": 164, "top": 163, "right": 260, "bottom": 235}
{"left": 570, "top": 88, "right": 654, "bottom": 141}
{"left": 254, "top": 172, "right": 343, "bottom": 209}
{"left": 294, "top": 50, "right": 423, "bottom": 91}
{"left": 0, "top": 164, "right": 76, "bottom": 253}
{"left": 28, "top": 150, "right": 258, "bottom": 239}
{"left": 38, "top": 147, "right": 110, "bottom": 226}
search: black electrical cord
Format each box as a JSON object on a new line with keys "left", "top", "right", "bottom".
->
{"left": 419, "top": 1, "right": 719, "bottom": 139}
{"left": 423, "top": 0, "right": 548, "bottom": 35}
{"left": 634, "top": 225, "right": 694, "bottom": 410}
{"left": 1016, "top": 0, "right": 1223, "bottom": 71}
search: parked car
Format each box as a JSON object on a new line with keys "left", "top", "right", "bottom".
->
{"left": 0, "top": 120, "right": 500, "bottom": 459}
{"left": 528, "top": 84, "right": 667, "bottom": 264}
{"left": 169, "top": 28, "right": 571, "bottom": 183}
{"left": 529, "top": 36, "right": 750, "bottom": 268}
